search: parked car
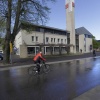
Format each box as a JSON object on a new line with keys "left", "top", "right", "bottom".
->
{"left": 0, "top": 53, "right": 3, "bottom": 60}
{"left": 0, "top": 50, "right": 3, "bottom": 54}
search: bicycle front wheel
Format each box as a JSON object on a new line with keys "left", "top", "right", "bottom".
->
{"left": 28, "top": 66, "right": 37, "bottom": 75}
{"left": 43, "top": 64, "right": 50, "bottom": 73}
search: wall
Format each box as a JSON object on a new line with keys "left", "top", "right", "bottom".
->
{"left": 86, "top": 38, "right": 92, "bottom": 52}
{"left": 21, "top": 30, "right": 44, "bottom": 45}
{"left": 45, "top": 33, "right": 67, "bottom": 44}
{"left": 20, "top": 45, "right": 27, "bottom": 58}
{"left": 79, "top": 34, "right": 85, "bottom": 53}
{"left": 20, "top": 29, "right": 68, "bottom": 45}
{"left": 14, "top": 31, "right": 23, "bottom": 55}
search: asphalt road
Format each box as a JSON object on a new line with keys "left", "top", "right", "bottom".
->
{"left": 0, "top": 57, "right": 100, "bottom": 100}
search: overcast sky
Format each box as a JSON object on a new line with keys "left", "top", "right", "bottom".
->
{"left": 46, "top": 0, "right": 100, "bottom": 40}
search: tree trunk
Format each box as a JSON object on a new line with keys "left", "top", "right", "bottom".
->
{"left": 4, "top": 0, "right": 12, "bottom": 63}
{"left": 4, "top": 39, "right": 10, "bottom": 63}
{"left": 11, "top": 0, "right": 21, "bottom": 43}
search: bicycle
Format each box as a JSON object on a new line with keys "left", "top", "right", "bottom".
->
{"left": 28, "top": 61, "right": 50, "bottom": 75}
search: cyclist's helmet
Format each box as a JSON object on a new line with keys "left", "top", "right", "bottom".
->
{"left": 40, "top": 51, "right": 42, "bottom": 54}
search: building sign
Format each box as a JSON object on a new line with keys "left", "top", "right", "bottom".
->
{"left": 65, "top": 0, "right": 75, "bottom": 12}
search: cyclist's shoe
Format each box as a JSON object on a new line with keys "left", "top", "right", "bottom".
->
{"left": 36, "top": 71, "right": 38, "bottom": 73}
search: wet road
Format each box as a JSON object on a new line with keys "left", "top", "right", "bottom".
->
{"left": 0, "top": 57, "right": 100, "bottom": 100}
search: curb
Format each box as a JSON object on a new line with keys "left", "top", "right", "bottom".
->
{"left": 0, "top": 56, "right": 100, "bottom": 71}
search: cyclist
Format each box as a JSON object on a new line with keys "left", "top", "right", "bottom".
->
{"left": 33, "top": 51, "right": 46, "bottom": 73}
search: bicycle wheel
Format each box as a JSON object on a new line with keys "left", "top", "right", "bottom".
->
{"left": 43, "top": 64, "right": 50, "bottom": 73}
{"left": 28, "top": 66, "right": 37, "bottom": 75}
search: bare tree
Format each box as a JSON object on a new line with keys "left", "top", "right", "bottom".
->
{"left": 0, "top": 0, "right": 55, "bottom": 63}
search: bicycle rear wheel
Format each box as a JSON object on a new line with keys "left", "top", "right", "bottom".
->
{"left": 28, "top": 66, "right": 37, "bottom": 75}
{"left": 43, "top": 64, "right": 50, "bottom": 73}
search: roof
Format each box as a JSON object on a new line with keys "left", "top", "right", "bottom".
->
{"left": 20, "top": 21, "right": 70, "bottom": 33}
{"left": 75, "top": 27, "right": 93, "bottom": 36}
{"left": 20, "top": 21, "right": 93, "bottom": 36}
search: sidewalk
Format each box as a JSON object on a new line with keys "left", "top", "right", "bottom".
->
{"left": 0, "top": 52, "right": 100, "bottom": 68}
{"left": 73, "top": 85, "right": 100, "bottom": 100}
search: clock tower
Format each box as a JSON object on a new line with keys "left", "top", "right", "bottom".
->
{"left": 65, "top": 0, "right": 76, "bottom": 53}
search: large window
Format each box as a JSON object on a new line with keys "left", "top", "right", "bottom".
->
{"left": 61, "top": 47, "right": 66, "bottom": 51}
{"left": 54, "top": 47, "right": 59, "bottom": 52}
{"left": 27, "top": 47, "right": 35, "bottom": 54}
{"left": 67, "top": 38, "right": 70, "bottom": 44}
{"left": 46, "top": 47, "right": 51, "bottom": 52}
{"left": 36, "top": 47, "right": 39, "bottom": 53}
{"left": 67, "top": 33, "right": 70, "bottom": 38}
{"left": 76, "top": 46, "right": 79, "bottom": 52}
{"left": 76, "top": 40, "right": 79, "bottom": 45}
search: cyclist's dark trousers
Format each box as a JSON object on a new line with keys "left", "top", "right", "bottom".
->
{"left": 34, "top": 60, "right": 40, "bottom": 72}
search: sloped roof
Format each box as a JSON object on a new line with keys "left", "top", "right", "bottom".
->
{"left": 20, "top": 21, "right": 93, "bottom": 36}
{"left": 75, "top": 27, "right": 93, "bottom": 36}
{"left": 20, "top": 21, "right": 70, "bottom": 33}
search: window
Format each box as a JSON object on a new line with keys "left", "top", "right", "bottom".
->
{"left": 45, "top": 29, "right": 53, "bottom": 33}
{"left": 76, "top": 40, "right": 79, "bottom": 45}
{"left": 46, "top": 37, "right": 49, "bottom": 43}
{"left": 54, "top": 47, "right": 59, "bottom": 52}
{"left": 35, "top": 27, "right": 40, "bottom": 32}
{"left": 58, "top": 39, "right": 60, "bottom": 43}
{"left": 76, "top": 35, "right": 79, "bottom": 39}
{"left": 54, "top": 38, "right": 55, "bottom": 42}
{"left": 46, "top": 47, "right": 51, "bottom": 52}
{"left": 32, "top": 36, "right": 34, "bottom": 41}
{"left": 27, "top": 47, "right": 35, "bottom": 54}
{"left": 61, "top": 39, "right": 63, "bottom": 43}
{"left": 67, "top": 33, "right": 70, "bottom": 38}
{"left": 40, "top": 28, "right": 44, "bottom": 32}
{"left": 65, "top": 39, "right": 66, "bottom": 43}
{"left": 51, "top": 38, "right": 53, "bottom": 43}
{"left": 67, "top": 38, "right": 70, "bottom": 44}
{"left": 36, "top": 36, "right": 38, "bottom": 41}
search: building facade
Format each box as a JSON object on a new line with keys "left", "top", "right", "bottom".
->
{"left": 14, "top": 22, "right": 93, "bottom": 58}
{"left": 14, "top": 23, "right": 72, "bottom": 58}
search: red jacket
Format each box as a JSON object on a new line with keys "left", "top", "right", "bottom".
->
{"left": 33, "top": 53, "right": 46, "bottom": 61}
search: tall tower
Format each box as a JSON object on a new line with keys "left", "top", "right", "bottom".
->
{"left": 65, "top": 0, "right": 76, "bottom": 53}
